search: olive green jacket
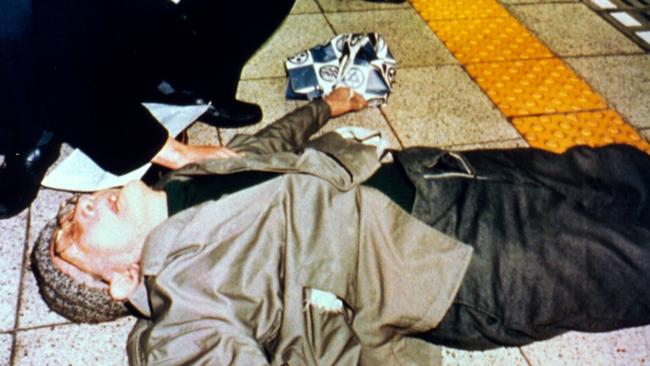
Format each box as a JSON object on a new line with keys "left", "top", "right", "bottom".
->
{"left": 127, "top": 101, "right": 473, "bottom": 365}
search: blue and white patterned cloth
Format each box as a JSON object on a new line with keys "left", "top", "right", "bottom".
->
{"left": 285, "top": 33, "right": 396, "bottom": 106}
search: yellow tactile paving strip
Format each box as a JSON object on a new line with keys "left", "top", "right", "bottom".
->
{"left": 411, "top": 0, "right": 650, "bottom": 154}
{"left": 466, "top": 59, "right": 607, "bottom": 117}
{"left": 513, "top": 111, "right": 649, "bottom": 154}
{"left": 411, "top": 0, "right": 510, "bottom": 20}
{"left": 427, "top": 16, "right": 553, "bottom": 63}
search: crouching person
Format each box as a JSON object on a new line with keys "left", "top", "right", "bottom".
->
{"left": 32, "top": 89, "right": 650, "bottom": 364}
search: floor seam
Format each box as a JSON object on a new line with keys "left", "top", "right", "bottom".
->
{"left": 519, "top": 347, "right": 534, "bottom": 366}
{"left": 379, "top": 107, "right": 406, "bottom": 149}
{"left": 9, "top": 208, "right": 32, "bottom": 365}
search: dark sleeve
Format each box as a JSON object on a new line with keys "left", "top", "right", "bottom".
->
{"left": 226, "top": 99, "right": 332, "bottom": 155}
{"left": 72, "top": 100, "right": 168, "bottom": 176}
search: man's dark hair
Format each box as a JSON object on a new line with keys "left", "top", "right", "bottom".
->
{"left": 31, "top": 195, "right": 131, "bottom": 323}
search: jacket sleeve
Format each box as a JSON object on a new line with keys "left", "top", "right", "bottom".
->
{"left": 126, "top": 279, "right": 270, "bottom": 366}
{"left": 226, "top": 99, "right": 331, "bottom": 155}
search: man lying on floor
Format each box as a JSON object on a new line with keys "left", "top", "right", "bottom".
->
{"left": 32, "top": 88, "right": 650, "bottom": 365}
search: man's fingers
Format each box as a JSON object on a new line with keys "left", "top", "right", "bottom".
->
{"left": 350, "top": 94, "right": 368, "bottom": 110}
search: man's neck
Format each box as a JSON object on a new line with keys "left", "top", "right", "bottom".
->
{"left": 150, "top": 190, "right": 170, "bottom": 228}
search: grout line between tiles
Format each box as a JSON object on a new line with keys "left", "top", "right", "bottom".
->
{"left": 444, "top": 137, "right": 526, "bottom": 150}
{"left": 8, "top": 321, "right": 76, "bottom": 334}
{"left": 322, "top": 12, "right": 341, "bottom": 35}
{"left": 313, "top": 0, "right": 326, "bottom": 15}
{"left": 518, "top": 347, "right": 534, "bottom": 366}
{"left": 378, "top": 106, "right": 406, "bottom": 149}
{"left": 9, "top": 208, "right": 32, "bottom": 366}
{"left": 216, "top": 128, "right": 225, "bottom": 146}
{"left": 321, "top": 6, "right": 412, "bottom": 15}
{"left": 562, "top": 51, "right": 648, "bottom": 59}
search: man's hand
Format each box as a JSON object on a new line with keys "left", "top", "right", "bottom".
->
{"left": 152, "top": 137, "right": 239, "bottom": 169}
{"left": 323, "top": 87, "right": 368, "bottom": 118}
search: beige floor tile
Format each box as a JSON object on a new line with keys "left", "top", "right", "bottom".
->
{"left": 0, "top": 333, "right": 11, "bottom": 365}
{"left": 291, "top": 0, "right": 321, "bottom": 14}
{"left": 15, "top": 147, "right": 75, "bottom": 329}
{"left": 521, "top": 327, "right": 650, "bottom": 366}
{"left": 566, "top": 54, "right": 650, "bottom": 129}
{"left": 186, "top": 122, "right": 221, "bottom": 146}
{"left": 326, "top": 8, "right": 457, "bottom": 67}
{"left": 381, "top": 66, "right": 520, "bottom": 147}
{"left": 221, "top": 78, "right": 309, "bottom": 144}
{"left": 318, "top": 0, "right": 409, "bottom": 12}
{"left": 442, "top": 347, "right": 529, "bottom": 366}
{"left": 19, "top": 188, "right": 74, "bottom": 329}
{"left": 221, "top": 78, "right": 400, "bottom": 149}
{"left": 641, "top": 129, "right": 650, "bottom": 141}
{"left": 508, "top": 3, "right": 642, "bottom": 56}
{"left": 14, "top": 318, "right": 135, "bottom": 366}
{"left": 241, "top": 14, "right": 335, "bottom": 80}
{"left": 18, "top": 269, "right": 69, "bottom": 330}
{"left": 0, "top": 212, "right": 26, "bottom": 332}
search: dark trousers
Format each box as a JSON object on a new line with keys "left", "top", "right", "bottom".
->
{"left": 410, "top": 145, "right": 650, "bottom": 349}
{"left": 1, "top": 0, "right": 294, "bottom": 172}
{"left": 164, "top": 0, "right": 295, "bottom": 102}
{"left": 1, "top": 0, "right": 38, "bottom": 154}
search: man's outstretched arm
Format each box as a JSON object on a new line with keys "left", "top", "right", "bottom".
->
{"left": 228, "top": 88, "right": 367, "bottom": 155}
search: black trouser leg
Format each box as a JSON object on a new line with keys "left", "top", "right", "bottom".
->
{"left": 0, "top": 0, "right": 43, "bottom": 155}
{"left": 413, "top": 145, "right": 650, "bottom": 350}
{"left": 167, "top": 0, "right": 295, "bottom": 102}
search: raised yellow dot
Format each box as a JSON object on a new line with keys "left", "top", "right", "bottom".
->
{"left": 546, "top": 140, "right": 559, "bottom": 149}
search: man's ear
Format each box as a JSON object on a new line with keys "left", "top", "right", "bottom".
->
{"left": 108, "top": 265, "right": 140, "bottom": 300}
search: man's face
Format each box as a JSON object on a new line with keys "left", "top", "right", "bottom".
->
{"left": 53, "top": 181, "right": 163, "bottom": 282}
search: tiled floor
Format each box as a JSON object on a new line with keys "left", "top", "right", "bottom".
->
{"left": 580, "top": 0, "right": 650, "bottom": 51}
{"left": 1, "top": 0, "right": 649, "bottom": 365}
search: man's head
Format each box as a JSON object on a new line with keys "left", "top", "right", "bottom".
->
{"left": 32, "top": 180, "right": 168, "bottom": 322}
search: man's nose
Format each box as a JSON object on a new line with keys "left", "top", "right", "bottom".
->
{"left": 77, "top": 195, "right": 96, "bottom": 218}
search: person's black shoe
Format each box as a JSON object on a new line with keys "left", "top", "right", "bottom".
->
{"left": 198, "top": 100, "right": 263, "bottom": 128}
{"left": 144, "top": 84, "right": 263, "bottom": 128}
{"left": 0, "top": 131, "right": 60, "bottom": 219}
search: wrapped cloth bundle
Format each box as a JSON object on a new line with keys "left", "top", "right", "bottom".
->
{"left": 285, "top": 33, "right": 396, "bottom": 106}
